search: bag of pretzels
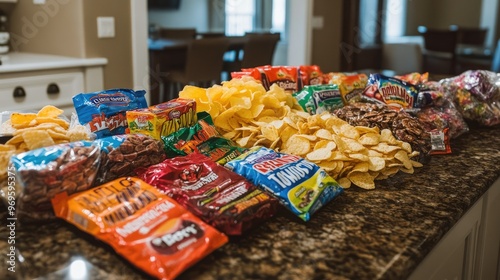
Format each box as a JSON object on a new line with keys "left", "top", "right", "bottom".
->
{"left": 11, "top": 133, "right": 166, "bottom": 222}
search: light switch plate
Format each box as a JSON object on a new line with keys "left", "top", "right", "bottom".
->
{"left": 33, "top": 0, "right": 46, "bottom": 4}
{"left": 97, "top": 17, "right": 115, "bottom": 38}
{"left": 312, "top": 16, "right": 324, "bottom": 29}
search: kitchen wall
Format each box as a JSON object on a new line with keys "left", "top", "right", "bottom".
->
{"left": 148, "top": 0, "right": 209, "bottom": 31}
{"left": 82, "top": 0, "right": 134, "bottom": 89}
{"left": 311, "top": 0, "right": 343, "bottom": 72}
{"left": 405, "top": 0, "right": 482, "bottom": 35}
{"left": 4, "top": 0, "right": 134, "bottom": 89}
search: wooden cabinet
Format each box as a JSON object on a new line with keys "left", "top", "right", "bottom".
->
{"left": 409, "top": 178, "right": 500, "bottom": 280}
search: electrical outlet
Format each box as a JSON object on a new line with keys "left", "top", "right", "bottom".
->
{"left": 97, "top": 17, "right": 115, "bottom": 38}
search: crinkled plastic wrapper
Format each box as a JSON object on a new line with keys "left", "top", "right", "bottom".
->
{"left": 11, "top": 134, "right": 166, "bottom": 222}
{"left": 225, "top": 146, "right": 344, "bottom": 222}
{"left": 136, "top": 152, "right": 278, "bottom": 235}
{"left": 52, "top": 177, "right": 228, "bottom": 280}
{"left": 73, "top": 88, "right": 148, "bottom": 138}
{"left": 440, "top": 70, "right": 500, "bottom": 126}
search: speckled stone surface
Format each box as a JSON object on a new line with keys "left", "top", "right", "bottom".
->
{"left": 1, "top": 127, "right": 499, "bottom": 280}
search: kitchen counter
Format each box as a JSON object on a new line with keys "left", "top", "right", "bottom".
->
{"left": 0, "top": 52, "right": 107, "bottom": 73}
{"left": 0, "top": 126, "right": 499, "bottom": 280}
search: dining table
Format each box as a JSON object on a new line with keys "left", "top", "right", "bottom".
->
{"left": 148, "top": 36, "right": 247, "bottom": 105}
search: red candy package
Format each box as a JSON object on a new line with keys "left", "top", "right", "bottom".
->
{"left": 52, "top": 177, "right": 228, "bottom": 280}
{"left": 300, "top": 65, "right": 323, "bottom": 86}
{"left": 136, "top": 152, "right": 278, "bottom": 235}
{"left": 262, "top": 66, "right": 300, "bottom": 93}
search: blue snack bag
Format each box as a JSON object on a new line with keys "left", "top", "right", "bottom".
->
{"left": 73, "top": 88, "right": 148, "bottom": 138}
{"left": 225, "top": 146, "right": 344, "bottom": 221}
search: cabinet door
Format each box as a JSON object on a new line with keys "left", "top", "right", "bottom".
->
{"left": 475, "top": 178, "right": 500, "bottom": 280}
{"left": 408, "top": 197, "right": 483, "bottom": 280}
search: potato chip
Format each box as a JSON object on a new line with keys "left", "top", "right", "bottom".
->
{"left": 348, "top": 171, "right": 375, "bottom": 190}
{"left": 338, "top": 177, "right": 351, "bottom": 189}
{"left": 10, "top": 113, "right": 37, "bottom": 127}
{"left": 371, "top": 142, "right": 401, "bottom": 154}
{"left": 394, "top": 150, "right": 412, "bottom": 169}
{"left": 380, "top": 129, "right": 398, "bottom": 144}
{"left": 317, "top": 161, "right": 338, "bottom": 171}
{"left": 22, "top": 130, "right": 55, "bottom": 150}
{"left": 296, "top": 134, "right": 317, "bottom": 141}
{"left": 261, "top": 125, "right": 279, "bottom": 141}
{"left": 411, "top": 160, "right": 423, "bottom": 168}
{"left": 284, "top": 135, "right": 311, "bottom": 156}
{"left": 358, "top": 133, "right": 380, "bottom": 146}
{"left": 306, "top": 148, "right": 332, "bottom": 162}
{"left": 368, "top": 156, "right": 385, "bottom": 172}
{"left": 37, "top": 105, "right": 64, "bottom": 118}
{"left": 355, "top": 125, "right": 380, "bottom": 134}
{"left": 339, "top": 124, "right": 360, "bottom": 139}
{"left": 35, "top": 117, "right": 70, "bottom": 129}
{"left": 314, "top": 140, "right": 336, "bottom": 151}
{"left": 0, "top": 145, "right": 16, "bottom": 152}
{"left": 342, "top": 138, "right": 366, "bottom": 153}
{"left": 315, "top": 129, "right": 332, "bottom": 140}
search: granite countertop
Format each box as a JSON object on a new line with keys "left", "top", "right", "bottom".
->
{"left": 1, "top": 127, "right": 499, "bottom": 280}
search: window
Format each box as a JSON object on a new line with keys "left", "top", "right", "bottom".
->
{"left": 225, "top": 0, "right": 256, "bottom": 36}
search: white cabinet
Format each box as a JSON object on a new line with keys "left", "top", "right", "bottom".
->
{"left": 408, "top": 197, "right": 483, "bottom": 280}
{"left": 0, "top": 53, "right": 107, "bottom": 117}
{"left": 475, "top": 178, "right": 500, "bottom": 280}
{"left": 409, "top": 178, "right": 500, "bottom": 280}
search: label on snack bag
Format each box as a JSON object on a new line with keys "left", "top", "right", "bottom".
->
{"left": 51, "top": 177, "right": 228, "bottom": 280}
{"left": 127, "top": 98, "right": 197, "bottom": 140}
{"left": 362, "top": 74, "right": 418, "bottom": 109}
{"left": 73, "top": 88, "right": 148, "bottom": 138}
{"left": 225, "top": 147, "right": 343, "bottom": 221}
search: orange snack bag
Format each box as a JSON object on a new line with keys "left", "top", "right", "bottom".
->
{"left": 52, "top": 177, "right": 228, "bottom": 280}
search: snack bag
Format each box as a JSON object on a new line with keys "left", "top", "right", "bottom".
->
{"left": 51, "top": 177, "right": 228, "bottom": 280}
{"left": 293, "top": 84, "right": 343, "bottom": 114}
{"left": 394, "top": 72, "right": 429, "bottom": 85}
{"left": 196, "top": 136, "right": 248, "bottom": 165}
{"left": 136, "top": 153, "right": 278, "bottom": 235}
{"left": 161, "top": 112, "right": 220, "bottom": 158}
{"left": 299, "top": 65, "right": 323, "bottom": 86}
{"left": 95, "top": 134, "right": 166, "bottom": 185}
{"left": 362, "top": 74, "right": 420, "bottom": 110}
{"left": 225, "top": 146, "right": 344, "bottom": 221}
{"left": 329, "top": 73, "right": 368, "bottom": 104}
{"left": 126, "top": 98, "right": 197, "bottom": 140}
{"left": 12, "top": 141, "right": 100, "bottom": 221}
{"left": 73, "top": 88, "right": 148, "bottom": 138}
{"left": 263, "top": 66, "right": 300, "bottom": 93}
{"left": 230, "top": 68, "right": 264, "bottom": 83}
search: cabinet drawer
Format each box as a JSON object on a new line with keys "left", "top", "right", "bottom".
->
{"left": 0, "top": 71, "right": 84, "bottom": 113}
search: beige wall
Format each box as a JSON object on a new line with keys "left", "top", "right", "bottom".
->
{"left": 7, "top": 0, "right": 85, "bottom": 57}
{"left": 82, "top": 0, "right": 134, "bottom": 89}
{"left": 311, "top": 0, "right": 343, "bottom": 72}
{"left": 406, "top": 0, "right": 482, "bottom": 35}
{"left": 4, "top": 0, "right": 134, "bottom": 90}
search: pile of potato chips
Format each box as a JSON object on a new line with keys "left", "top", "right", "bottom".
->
{"left": 179, "top": 77, "right": 423, "bottom": 189}
{"left": 0, "top": 105, "right": 90, "bottom": 183}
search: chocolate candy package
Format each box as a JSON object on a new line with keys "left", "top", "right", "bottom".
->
{"left": 12, "top": 141, "right": 100, "bottom": 222}
{"left": 225, "top": 146, "right": 344, "bottom": 222}
{"left": 136, "top": 152, "right": 278, "bottom": 235}
{"left": 12, "top": 134, "right": 166, "bottom": 222}
{"left": 196, "top": 136, "right": 247, "bottom": 165}
{"left": 51, "top": 177, "right": 228, "bottom": 280}
{"left": 73, "top": 88, "right": 148, "bottom": 138}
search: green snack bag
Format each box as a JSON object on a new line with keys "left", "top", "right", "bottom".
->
{"left": 196, "top": 136, "right": 248, "bottom": 165}
{"left": 293, "top": 87, "right": 316, "bottom": 114}
{"left": 161, "top": 111, "right": 220, "bottom": 158}
{"left": 309, "top": 84, "right": 343, "bottom": 114}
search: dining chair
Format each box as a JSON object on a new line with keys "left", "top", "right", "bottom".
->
{"left": 222, "top": 32, "right": 280, "bottom": 74}
{"left": 160, "top": 37, "right": 230, "bottom": 102}
{"left": 420, "top": 28, "right": 459, "bottom": 75}
{"left": 158, "top": 27, "right": 197, "bottom": 39}
{"left": 456, "top": 27, "right": 488, "bottom": 46}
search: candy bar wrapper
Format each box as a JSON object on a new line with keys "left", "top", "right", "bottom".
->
{"left": 293, "top": 84, "right": 342, "bottom": 115}
{"left": 161, "top": 111, "right": 220, "bottom": 158}
{"left": 136, "top": 152, "right": 278, "bottom": 235}
{"left": 73, "top": 88, "right": 148, "bottom": 139}
{"left": 52, "top": 177, "right": 228, "bottom": 280}
{"left": 11, "top": 134, "right": 165, "bottom": 222}
{"left": 225, "top": 146, "right": 344, "bottom": 221}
